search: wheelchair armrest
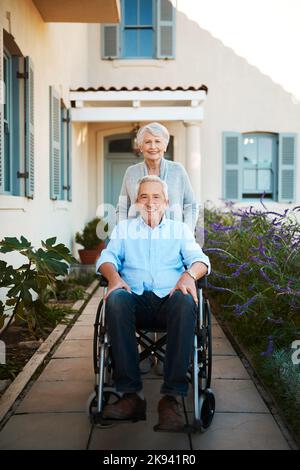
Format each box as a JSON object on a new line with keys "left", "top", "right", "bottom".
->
{"left": 196, "top": 276, "right": 208, "bottom": 289}
{"left": 99, "top": 275, "right": 109, "bottom": 287}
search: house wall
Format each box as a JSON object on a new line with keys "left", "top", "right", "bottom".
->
{"left": 0, "top": 0, "right": 90, "bottom": 263}
{"left": 86, "top": 5, "right": 300, "bottom": 209}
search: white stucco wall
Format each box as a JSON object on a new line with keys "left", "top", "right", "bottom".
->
{"left": 85, "top": 3, "right": 300, "bottom": 209}
{"left": 0, "top": 0, "right": 90, "bottom": 261}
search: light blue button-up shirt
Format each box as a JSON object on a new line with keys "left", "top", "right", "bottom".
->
{"left": 96, "top": 216, "right": 210, "bottom": 298}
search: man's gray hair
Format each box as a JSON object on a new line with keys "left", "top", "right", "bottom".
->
{"left": 135, "top": 175, "right": 169, "bottom": 201}
{"left": 136, "top": 122, "right": 170, "bottom": 148}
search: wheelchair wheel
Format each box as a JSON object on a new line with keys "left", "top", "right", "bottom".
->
{"left": 192, "top": 297, "right": 215, "bottom": 432}
{"left": 197, "top": 388, "right": 215, "bottom": 432}
{"left": 196, "top": 297, "right": 212, "bottom": 391}
{"left": 93, "top": 299, "right": 103, "bottom": 374}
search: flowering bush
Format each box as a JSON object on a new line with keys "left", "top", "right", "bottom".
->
{"left": 203, "top": 203, "right": 300, "bottom": 354}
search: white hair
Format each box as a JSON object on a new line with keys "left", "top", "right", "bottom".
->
{"left": 136, "top": 122, "right": 170, "bottom": 148}
{"left": 135, "top": 175, "right": 169, "bottom": 201}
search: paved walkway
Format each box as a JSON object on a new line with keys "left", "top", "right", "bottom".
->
{"left": 0, "top": 288, "right": 292, "bottom": 450}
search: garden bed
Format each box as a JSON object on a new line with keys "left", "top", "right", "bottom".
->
{"left": 0, "top": 273, "right": 98, "bottom": 398}
{"left": 204, "top": 202, "right": 300, "bottom": 447}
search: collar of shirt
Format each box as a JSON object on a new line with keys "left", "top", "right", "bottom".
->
{"left": 138, "top": 214, "right": 167, "bottom": 230}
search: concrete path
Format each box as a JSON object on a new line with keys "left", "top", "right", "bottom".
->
{"left": 0, "top": 288, "right": 292, "bottom": 450}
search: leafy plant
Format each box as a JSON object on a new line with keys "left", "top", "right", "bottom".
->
{"left": 75, "top": 218, "right": 108, "bottom": 250}
{"left": 0, "top": 236, "right": 78, "bottom": 336}
{"left": 203, "top": 203, "right": 300, "bottom": 350}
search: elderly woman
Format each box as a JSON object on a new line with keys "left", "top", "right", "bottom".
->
{"left": 115, "top": 123, "right": 198, "bottom": 375}
{"left": 116, "top": 122, "right": 198, "bottom": 231}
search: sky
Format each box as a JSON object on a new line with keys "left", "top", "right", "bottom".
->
{"left": 176, "top": 0, "right": 300, "bottom": 100}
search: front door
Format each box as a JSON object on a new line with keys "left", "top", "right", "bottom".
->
{"left": 104, "top": 133, "right": 173, "bottom": 207}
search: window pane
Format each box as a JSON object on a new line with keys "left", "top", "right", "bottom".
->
{"left": 109, "top": 138, "right": 133, "bottom": 153}
{"left": 4, "top": 56, "right": 8, "bottom": 120}
{"left": 139, "top": 29, "right": 153, "bottom": 57}
{"left": 124, "top": 29, "right": 138, "bottom": 57}
{"left": 124, "top": 0, "right": 138, "bottom": 25}
{"left": 243, "top": 136, "right": 257, "bottom": 165}
{"left": 140, "top": 0, "right": 153, "bottom": 25}
{"left": 258, "top": 136, "right": 273, "bottom": 166}
{"left": 4, "top": 126, "right": 10, "bottom": 192}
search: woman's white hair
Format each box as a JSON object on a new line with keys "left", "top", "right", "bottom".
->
{"left": 135, "top": 175, "right": 169, "bottom": 202}
{"left": 136, "top": 122, "right": 170, "bottom": 149}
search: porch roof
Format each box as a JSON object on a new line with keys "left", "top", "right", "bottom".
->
{"left": 33, "top": 0, "right": 120, "bottom": 23}
{"left": 69, "top": 85, "right": 208, "bottom": 123}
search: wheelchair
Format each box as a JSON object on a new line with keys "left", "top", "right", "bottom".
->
{"left": 87, "top": 275, "right": 215, "bottom": 433}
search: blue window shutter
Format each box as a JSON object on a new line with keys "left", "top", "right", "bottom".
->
{"left": 11, "top": 56, "right": 20, "bottom": 196}
{"left": 67, "top": 109, "right": 72, "bottom": 201}
{"left": 223, "top": 132, "right": 242, "bottom": 200}
{"left": 157, "top": 0, "right": 176, "bottom": 58}
{"left": 49, "top": 86, "right": 61, "bottom": 200}
{"left": 60, "top": 106, "right": 66, "bottom": 200}
{"left": 102, "top": 24, "right": 119, "bottom": 59}
{"left": 25, "top": 57, "right": 34, "bottom": 198}
{"left": 0, "top": 26, "right": 4, "bottom": 194}
{"left": 278, "top": 133, "right": 297, "bottom": 203}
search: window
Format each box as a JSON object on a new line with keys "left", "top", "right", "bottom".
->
{"left": 123, "top": 0, "right": 154, "bottom": 58}
{"left": 223, "top": 132, "right": 297, "bottom": 203}
{"left": 102, "top": 0, "right": 175, "bottom": 59}
{"left": 242, "top": 133, "right": 277, "bottom": 199}
{"left": 0, "top": 28, "right": 34, "bottom": 198}
{"left": 49, "top": 86, "right": 72, "bottom": 201}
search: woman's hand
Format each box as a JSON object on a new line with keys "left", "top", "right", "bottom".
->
{"left": 169, "top": 272, "right": 198, "bottom": 305}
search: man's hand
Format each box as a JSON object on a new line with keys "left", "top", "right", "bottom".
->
{"left": 169, "top": 272, "right": 198, "bottom": 305}
{"left": 99, "top": 263, "right": 132, "bottom": 300}
{"left": 105, "top": 273, "right": 131, "bottom": 300}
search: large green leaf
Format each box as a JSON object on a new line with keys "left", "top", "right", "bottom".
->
{"left": 0, "top": 236, "right": 31, "bottom": 253}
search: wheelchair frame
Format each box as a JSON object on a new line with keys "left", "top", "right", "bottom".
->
{"left": 87, "top": 276, "right": 215, "bottom": 433}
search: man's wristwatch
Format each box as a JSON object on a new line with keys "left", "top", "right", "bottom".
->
{"left": 185, "top": 268, "right": 197, "bottom": 281}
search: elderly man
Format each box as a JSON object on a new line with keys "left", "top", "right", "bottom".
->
{"left": 96, "top": 175, "right": 210, "bottom": 432}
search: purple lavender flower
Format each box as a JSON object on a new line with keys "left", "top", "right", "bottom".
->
{"left": 232, "top": 262, "right": 249, "bottom": 278}
{"left": 234, "top": 294, "right": 259, "bottom": 316}
{"left": 261, "top": 336, "right": 274, "bottom": 357}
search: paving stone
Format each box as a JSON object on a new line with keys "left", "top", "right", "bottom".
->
{"left": 191, "top": 412, "right": 290, "bottom": 450}
{"left": 88, "top": 412, "right": 191, "bottom": 450}
{"left": 76, "top": 314, "right": 96, "bottom": 326}
{"left": 213, "top": 356, "right": 250, "bottom": 379}
{"left": 211, "top": 324, "right": 226, "bottom": 338}
{"left": 209, "top": 379, "right": 269, "bottom": 413}
{"left": 0, "top": 413, "right": 91, "bottom": 450}
{"left": 181, "top": 379, "right": 268, "bottom": 415}
{"left": 53, "top": 339, "right": 93, "bottom": 358}
{"left": 16, "top": 380, "right": 94, "bottom": 413}
{"left": 37, "top": 358, "right": 94, "bottom": 382}
{"left": 65, "top": 325, "right": 94, "bottom": 340}
{"left": 213, "top": 337, "right": 236, "bottom": 356}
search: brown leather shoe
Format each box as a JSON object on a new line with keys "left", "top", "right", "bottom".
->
{"left": 156, "top": 395, "right": 185, "bottom": 431}
{"left": 102, "top": 393, "right": 146, "bottom": 421}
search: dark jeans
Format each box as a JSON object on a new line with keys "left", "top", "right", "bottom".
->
{"left": 105, "top": 289, "right": 197, "bottom": 397}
